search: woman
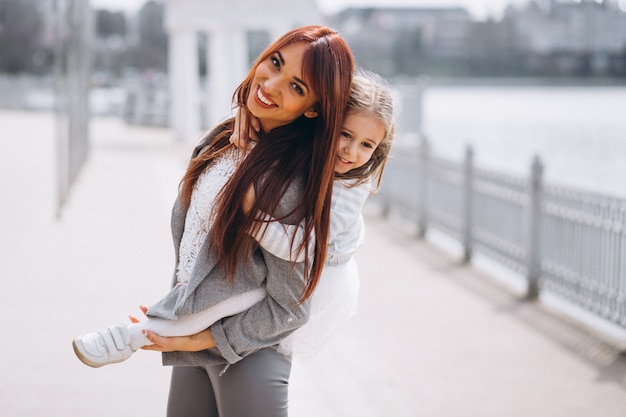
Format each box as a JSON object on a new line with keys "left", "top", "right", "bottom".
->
{"left": 144, "top": 26, "right": 353, "bottom": 416}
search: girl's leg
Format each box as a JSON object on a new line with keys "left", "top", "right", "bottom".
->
{"left": 167, "top": 366, "right": 218, "bottom": 417}
{"left": 205, "top": 347, "right": 292, "bottom": 417}
{"left": 73, "top": 288, "right": 267, "bottom": 368}
{"left": 132, "top": 287, "right": 267, "bottom": 343}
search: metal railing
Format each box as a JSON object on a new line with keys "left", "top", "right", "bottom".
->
{"left": 376, "top": 138, "right": 626, "bottom": 329}
{"left": 53, "top": 0, "right": 92, "bottom": 216}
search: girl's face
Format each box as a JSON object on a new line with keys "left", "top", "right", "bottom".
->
{"left": 246, "top": 42, "right": 319, "bottom": 133}
{"left": 334, "top": 111, "right": 386, "bottom": 174}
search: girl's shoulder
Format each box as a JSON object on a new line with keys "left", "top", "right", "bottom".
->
{"left": 335, "top": 178, "right": 374, "bottom": 194}
{"left": 333, "top": 179, "right": 372, "bottom": 208}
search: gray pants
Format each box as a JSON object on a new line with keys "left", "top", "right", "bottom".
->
{"left": 166, "top": 347, "right": 292, "bottom": 417}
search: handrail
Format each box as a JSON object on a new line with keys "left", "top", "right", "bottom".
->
{"left": 375, "top": 138, "right": 626, "bottom": 330}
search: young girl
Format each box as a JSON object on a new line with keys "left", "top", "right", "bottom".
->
{"left": 72, "top": 70, "right": 394, "bottom": 367}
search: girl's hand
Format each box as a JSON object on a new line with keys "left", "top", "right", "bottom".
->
{"left": 230, "top": 106, "right": 260, "bottom": 149}
{"left": 141, "top": 328, "right": 217, "bottom": 352}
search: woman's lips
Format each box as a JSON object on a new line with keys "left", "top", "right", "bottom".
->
{"left": 254, "top": 86, "right": 276, "bottom": 108}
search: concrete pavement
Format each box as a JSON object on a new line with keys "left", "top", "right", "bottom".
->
{"left": 1, "top": 113, "right": 625, "bottom": 416}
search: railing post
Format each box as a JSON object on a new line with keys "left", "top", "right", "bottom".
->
{"left": 416, "top": 135, "right": 429, "bottom": 238}
{"left": 462, "top": 145, "right": 474, "bottom": 262}
{"left": 380, "top": 178, "right": 391, "bottom": 219}
{"left": 525, "top": 155, "right": 544, "bottom": 299}
{"left": 53, "top": 0, "right": 92, "bottom": 218}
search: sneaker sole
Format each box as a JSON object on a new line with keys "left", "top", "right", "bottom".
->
{"left": 72, "top": 338, "right": 105, "bottom": 368}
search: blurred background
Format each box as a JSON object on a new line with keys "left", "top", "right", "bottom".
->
{"left": 1, "top": 0, "right": 625, "bottom": 199}
{"left": 2, "top": 0, "right": 626, "bottom": 329}
{"left": 1, "top": 1, "right": 626, "bottom": 415}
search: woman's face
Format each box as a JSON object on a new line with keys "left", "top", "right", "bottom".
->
{"left": 246, "top": 42, "right": 319, "bottom": 133}
{"left": 334, "top": 111, "right": 386, "bottom": 174}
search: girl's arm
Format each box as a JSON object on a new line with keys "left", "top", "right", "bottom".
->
{"left": 252, "top": 213, "right": 311, "bottom": 262}
{"left": 244, "top": 183, "right": 311, "bottom": 262}
{"left": 246, "top": 180, "right": 373, "bottom": 264}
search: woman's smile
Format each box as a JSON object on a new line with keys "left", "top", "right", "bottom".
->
{"left": 255, "top": 86, "right": 277, "bottom": 108}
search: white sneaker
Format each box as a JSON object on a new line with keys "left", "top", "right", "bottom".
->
{"left": 72, "top": 322, "right": 135, "bottom": 368}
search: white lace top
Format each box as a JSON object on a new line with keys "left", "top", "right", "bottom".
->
{"left": 176, "top": 146, "right": 245, "bottom": 284}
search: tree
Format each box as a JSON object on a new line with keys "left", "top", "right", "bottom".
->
{"left": 0, "top": 0, "right": 43, "bottom": 73}
{"left": 127, "top": 0, "right": 167, "bottom": 71}
{"left": 95, "top": 9, "right": 127, "bottom": 39}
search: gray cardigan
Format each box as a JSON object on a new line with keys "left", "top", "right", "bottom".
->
{"left": 148, "top": 126, "right": 311, "bottom": 367}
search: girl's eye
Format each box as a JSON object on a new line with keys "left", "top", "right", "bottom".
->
{"left": 362, "top": 142, "right": 373, "bottom": 149}
{"left": 341, "top": 131, "right": 351, "bottom": 138}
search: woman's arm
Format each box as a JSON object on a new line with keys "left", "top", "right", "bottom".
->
{"left": 142, "top": 328, "right": 215, "bottom": 352}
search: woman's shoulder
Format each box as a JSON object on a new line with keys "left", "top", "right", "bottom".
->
{"left": 192, "top": 119, "right": 235, "bottom": 158}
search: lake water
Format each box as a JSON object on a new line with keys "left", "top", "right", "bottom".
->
{"left": 393, "top": 84, "right": 626, "bottom": 198}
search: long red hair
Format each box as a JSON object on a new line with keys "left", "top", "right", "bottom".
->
{"left": 179, "top": 26, "right": 354, "bottom": 302}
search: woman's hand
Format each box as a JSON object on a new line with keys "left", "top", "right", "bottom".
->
{"left": 130, "top": 305, "right": 217, "bottom": 352}
{"left": 242, "top": 184, "right": 256, "bottom": 215}
{"left": 141, "top": 328, "right": 217, "bottom": 352}
{"left": 230, "top": 106, "right": 260, "bottom": 149}
{"left": 128, "top": 305, "right": 150, "bottom": 324}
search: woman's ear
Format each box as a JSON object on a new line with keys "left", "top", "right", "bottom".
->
{"left": 303, "top": 108, "right": 319, "bottom": 119}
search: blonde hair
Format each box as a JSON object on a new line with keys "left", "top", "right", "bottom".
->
{"left": 335, "top": 69, "right": 395, "bottom": 191}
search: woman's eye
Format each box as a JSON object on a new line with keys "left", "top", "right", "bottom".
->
{"left": 270, "top": 56, "right": 280, "bottom": 70}
{"left": 291, "top": 83, "right": 304, "bottom": 96}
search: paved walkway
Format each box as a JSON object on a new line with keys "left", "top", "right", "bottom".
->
{"left": 1, "top": 113, "right": 625, "bottom": 417}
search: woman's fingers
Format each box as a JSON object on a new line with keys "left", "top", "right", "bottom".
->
{"left": 128, "top": 305, "right": 149, "bottom": 323}
{"left": 230, "top": 107, "right": 260, "bottom": 149}
{"left": 230, "top": 107, "right": 247, "bottom": 148}
{"left": 242, "top": 184, "right": 256, "bottom": 214}
{"left": 249, "top": 113, "right": 261, "bottom": 134}
{"left": 141, "top": 330, "right": 175, "bottom": 351}
{"left": 141, "top": 329, "right": 216, "bottom": 352}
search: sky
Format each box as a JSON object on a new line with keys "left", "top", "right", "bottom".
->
{"left": 91, "top": 0, "right": 530, "bottom": 20}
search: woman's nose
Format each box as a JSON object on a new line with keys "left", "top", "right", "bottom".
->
{"left": 263, "top": 74, "right": 281, "bottom": 95}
